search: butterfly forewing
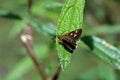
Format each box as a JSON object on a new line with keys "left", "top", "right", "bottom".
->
{"left": 61, "top": 40, "right": 74, "bottom": 53}
{"left": 58, "top": 29, "right": 82, "bottom": 53}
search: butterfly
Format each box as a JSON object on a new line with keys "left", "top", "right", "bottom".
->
{"left": 57, "top": 29, "right": 82, "bottom": 53}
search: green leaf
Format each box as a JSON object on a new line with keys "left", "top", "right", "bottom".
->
{"left": 81, "top": 36, "right": 120, "bottom": 70}
{"left": 0, "top": 10, "right": 22, "bottom": 20}
{"left": 6, "top": 45, "right": 50, "bottom": 80}
{"left": 44, "top": 2, "right": 63, "bottom": 12}
{"left": 56, "top": 0, "right": 85, "bottom": 70}
{"left": 30, "top": 19, "right": 56, "bottom": 36}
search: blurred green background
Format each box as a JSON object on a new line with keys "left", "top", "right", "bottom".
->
{"left": 0, "top": 0, "right": 120, "bottom": 80}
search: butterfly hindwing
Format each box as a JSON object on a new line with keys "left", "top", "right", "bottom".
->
{"left": 58, "top": 29, "right": 82, "bottom": 53}
{"left": 62, "top": 39, "right": 76, "bottom": 49}
{"left": 62, "top": 39, "right": 76, "bottom": 53}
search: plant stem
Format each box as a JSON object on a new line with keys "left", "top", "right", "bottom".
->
{"left": 51, "top": 64, "right": 61, "bottom": 80}
{"left": 28, "top": 0, "right": 33, "bottom": 16}
{"left": 20, "top": 25, "right": 48, "bottom": 80}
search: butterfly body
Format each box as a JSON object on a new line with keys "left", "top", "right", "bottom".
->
{"left": 58, "top": 29, "right": 82, "bottom": 53}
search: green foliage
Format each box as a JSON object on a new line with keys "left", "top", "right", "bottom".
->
{"left": 32, "top": 1, "right": 60, "bottom": 20}
{"left": 56, "top": 0, "right": 85, "bottom": 70}
{"left": 82, "top": 36, "right": 120, "bottom": 70}
{"left": 78, "top": 63, "right": 116, "bottom": 80}
{"left": 0, "top": 0, "right": 120, "bottom": 80}
{"left": 9, "top": 19, "right": 28, "bottom": 38}
{"left": 93, "top": 37, "right": 120, "bottom": 70}
{"left": 44, "top": 2, "right": 63, "bottom": 12}
{"left": 6, "top": 45, "right": 50, "bottom": 80}
{"left": 30, "top": 19, "right": 56, "bottom": 36}
{"left": 83, "top": 25, "right": 120, "bottom": 35}
{"left": 0, "top": 10, "right": 22, "bottom": 20}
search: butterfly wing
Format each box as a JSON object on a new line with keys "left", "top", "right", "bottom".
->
{"left": 63, "top": 29, "right": 82, "bottom": 45}
{"left": 68, "top": 29, "right": 82, "bottom": 41}
{"left": 61, "top": 39, "right": 76, "bottom": 53}
{"left": 58, "top": 29, "right": 82, "bottom": 53}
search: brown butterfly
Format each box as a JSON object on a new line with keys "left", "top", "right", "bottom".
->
{"left": 57, "top": 29, "right": 82, "bottom": 53}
